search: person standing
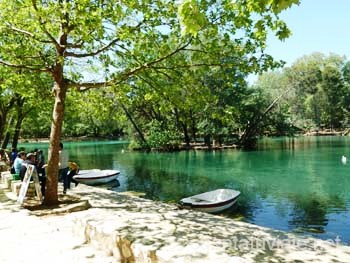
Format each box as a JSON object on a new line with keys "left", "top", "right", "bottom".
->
{"left": 36, "top": 149, "right": 46, "bottom": 176}
{"left": 58, "top": 143, "right": 69, "bottom": 194}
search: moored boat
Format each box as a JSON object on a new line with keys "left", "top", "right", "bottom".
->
{"left": 179, "top": 188, "right": 240, "bottom": 213}
{"left": 73, "top": 169, "right": 120, "bottom": 185}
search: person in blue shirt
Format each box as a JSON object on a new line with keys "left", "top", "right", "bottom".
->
{"left": 13, "top": 151, "right": 26, "bottom": 174}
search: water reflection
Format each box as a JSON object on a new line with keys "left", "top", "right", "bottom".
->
{"left": 19, "top": 137, "right": 350, "bottom": 243}
{"left": 289, "top": 195, "right": 329, "bottom": 233}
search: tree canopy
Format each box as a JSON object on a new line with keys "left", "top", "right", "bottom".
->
{"left": 0, "top": 0, "right": 300, "bottom": 204}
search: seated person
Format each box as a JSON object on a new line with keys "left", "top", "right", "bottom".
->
{"left": 13, "top": 151, "right": 26, "bottom": 174}
{"left": 20, "top": 153, "right": 46, "bottom": 196}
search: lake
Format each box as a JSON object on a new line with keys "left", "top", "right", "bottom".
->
{"left": 19, "top": 136, "right": 350, "bottom": 243}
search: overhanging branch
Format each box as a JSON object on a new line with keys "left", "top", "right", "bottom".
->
{"left": 64, "top": 21, "right": 144, "bottom": 58}
{"left": 4, "top": 22, "right": 52, "bottom": 44}
{"left": 0, "top": 59, "right": 49, "bottom": 72}
{"left": 69, "top": 39, "right": 194, "bottom": 91}
{"left": 64, "top": 38, "right": 120, "bottom": 58}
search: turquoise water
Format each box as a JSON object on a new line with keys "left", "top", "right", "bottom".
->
{"left": 20, "top": 136, "right": 350, "bottom": 243}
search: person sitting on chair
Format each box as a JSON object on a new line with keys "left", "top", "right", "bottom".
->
{"left": 20, "top": 153, "right": 46, "bottom": 196}
{"left": 13, "top": 151, "right": 26, "bottom": 174}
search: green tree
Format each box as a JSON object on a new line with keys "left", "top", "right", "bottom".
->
{"left": 254, "top": 71, "right": 294, "bottom": 136}
{"left": 320, "top": 64, "right": 346, "bottom": 129}
{"left": 0, "top": 0, "right": 299, "bottom": 204}
{"left": 257, "top": 53, "right": 349, "bottom": 132}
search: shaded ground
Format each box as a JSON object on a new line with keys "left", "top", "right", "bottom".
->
{"left": 23, "top": 194, "right": 90, "bottom": 216}
{"left": 0, "top": 186, "right": 114, "bottom": 263}
{"left": 2, "top": 182, "right": 350, "bottom": 262}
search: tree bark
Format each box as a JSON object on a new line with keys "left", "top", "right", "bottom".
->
{"left": 0, "top": 97, "right": 16, "bottom": 142}
{"left": 11, "top": 115, "right": 25, "bottom": 149}
{"left": 173, "top": 108, "right": 190, "bottom": 147}
{"left": 45, "top": 81, "right": 67, "bottom": 205}
{"left": 1, "top": 131, "right": 11, "bottom": 149}
{"left": 11, "top": 97, "right": 28, "bottom": 149}
{"left": 0, "top": 112, "right": 6, "bottom": 142}
{"left": 1, "top": 116, "right": 12, "bottom": 149}
{"left": 190, "top": 110, "right": 197, "bottom": 142}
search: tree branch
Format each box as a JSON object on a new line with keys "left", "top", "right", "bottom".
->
{"left": 69, "top": 39, "right": 193, "bottom": 91}
{"left": 151, "top": 63, "right": 223, "bottom": 69}
{"left": 68, "top": 81, "right": 113, "bottom": 91}
{"left": 64, "top": 38, "right": 121, "bottom": 58}
{"left": 4, "top": 22, "right": 52, "bottom": 44}
{"left": 0, "top": 60, "right": 49, "bottom": 72}
{"left": 123, "top": 39, "right": 193, "bottom": 74}
{"left": 31, "top": 0, "right": 60, "bottom": 49}
{"left": 64, "top": 21, "right": 144, "bottom": 58}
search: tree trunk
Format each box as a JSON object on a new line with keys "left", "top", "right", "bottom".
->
{"left": 0, "top": 111, "right": 9, "bottom": 142}
{"left": 45, "top": 82, "right": 67, "bottom": 205}
{"left": 1, "top": 131, "right": 11, "bottom": 149}
{"left": 0, "top": 113, "right": 6, "bottom": 141}
{"left": 11, "top": 97, "right": 27, "bottom": 149}
{"left": 190, "top": 110, "right": 197, "bottom": 142}
{"left": 120, "top": 102, "right": 148, "bottom": 146}
{"left": 179, "top": 122, "right": 190, "bottom": 148}
{"left": 239, "top": 88, "right": 290, "bottom": 148}
{"left": 173, "top": 108, "right": 190, "bottom": 148}
{"left": 204, "top": 134, "right": 211, "bottom": 148}
{"left": 0, "top": 97, "right": 17, "bottom": 142}
{"left": 11, "top": 116, "right": 25, "bottom": 149}
{"left": 1, "top": 116, "right": 12, "bottom": 149}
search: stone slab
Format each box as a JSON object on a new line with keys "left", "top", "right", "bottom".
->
{"left": 69, "top": 185, "right": 350, "bottom": 263}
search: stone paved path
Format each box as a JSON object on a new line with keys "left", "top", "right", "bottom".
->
{"left": 0, "top": 187, "right": 114, "bottom": 263}
{"left": 1, "top": 181, "right": 350, "bottom": 262}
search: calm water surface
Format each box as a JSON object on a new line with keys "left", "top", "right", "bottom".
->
{"left": 20, "top": 136, "right": 350, "bottom": 243}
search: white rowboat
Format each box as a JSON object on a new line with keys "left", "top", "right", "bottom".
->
{"left": 73, "top": 169, "right": 120, "bottom": 185}
{"left": 179, "top": 189, "right": 240, "bottom": 213}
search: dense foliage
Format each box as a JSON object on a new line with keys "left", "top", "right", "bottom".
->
{"left": 0, "top": 0, "right": 300, "bottom": 203}
{"left": 17, "top": 52, "right": 350, "bottom": 151}
{"left": 254, "top": 53, "right": 350, "bottom": 134}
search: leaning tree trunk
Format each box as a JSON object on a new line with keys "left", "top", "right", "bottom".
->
{"left": 11, "top": 98, "right": 28, "bottom": 149}
{"left": 11, "top": 115, "right": 25, "bottom": 150}
{"left": 239, "top": 88, "right": 291, "bottom": 149}
{"left": 1, "top": 116, "right": 12, "bottom": 149}
{"left": 1, "top": 131, "right": 11, "bottom": 150}
{"left": 45, "top": 81, "right": 67, "bottom": 205}
{"left": 0, "top": 111, "right": 6, "bottom": 142}
{"left": 119, "top": 102, "right": 148, "bottom": 147}
{"left": 0, "top": 97, "right": 17, "bottom": 142}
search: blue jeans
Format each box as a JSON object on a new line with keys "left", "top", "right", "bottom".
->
{"left": 59, "top": 167, "right": 69, "bottom": 192}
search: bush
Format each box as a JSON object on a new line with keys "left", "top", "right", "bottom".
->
{"left": 146, "top": 121, "right": 181, "bottom": 150}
